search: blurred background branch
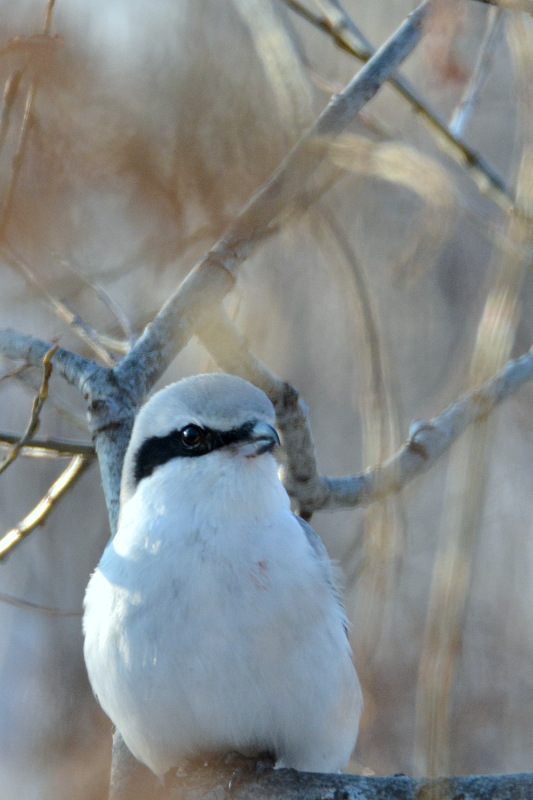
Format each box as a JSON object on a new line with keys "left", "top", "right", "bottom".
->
{"left": 0, "top": 1, "right": 532, "bottom": 797}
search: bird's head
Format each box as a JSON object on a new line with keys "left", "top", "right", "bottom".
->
{"left": 121, "top": 373, "right": 280, "bottom": 502}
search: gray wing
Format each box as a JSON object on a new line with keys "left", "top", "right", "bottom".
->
{"left": 295, "top": 515, "right": 349, "bottom": 635}
{"left": 296, "top": 515, "right": 330, "bottom": 564}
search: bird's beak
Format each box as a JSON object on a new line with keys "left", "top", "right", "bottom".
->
{"left": 239, "top": 421, "right": 280, "bottom": 458}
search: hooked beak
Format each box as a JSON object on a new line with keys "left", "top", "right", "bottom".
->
{"left": 239, "top": 421, "right": 280, "bottom": 458}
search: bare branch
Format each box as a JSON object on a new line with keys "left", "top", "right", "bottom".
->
{"left": 198, "top": 311, "right": 533, "bottom": 531}
{"left": 43, "top": 0, "right": 56, "bottom": 36}
{"left": 1, "top": 359, "right": 89, "bottom": 432}
{"left": 283, "top": 0, "right": 517, "bottom": 215}
{"left": 0, "top": 81, "right": 35, "bottom": 239}
{"left": 0, "top": 343, "right": 57, "bottom": 475}
{"left": 59, "top": 256, "right": 136, "bottom": 350}
{"left": 450, "top": 8, "right": 506, "bottom": 138}
{"left": 116, "top": 753, "right": 533, "bottom": 800}
{"left": 3, "top": 246, "right": 118, "bottom": 366}
{"left": 0, "top": 0, "right": 58, "bottom": 235}
{"left": 315, "top": 343, "right": 533, "bottom": 511}
{"left": 0, "top": 328, "right": 135, "bottom": 530}
{"left": 310, "top": 202, "right": 404, "bottom": 652}
{"left": 0, "top": 70, "right": 24, "bottom": 154}
{"left": 116, "top": 0, "right": 432, "bottom": 397}
{"left": 0, "top": 328, "right": 107, "bottom": 394}
{"left": 0, "top": 360, "right": 28, "bottom": 381}
{"left": 0, "top": 430, "right": 94, "bottom": 457}
{"left": 415, "top": 22, "right": 533, "bottom": 774}
{"left": 197, "top": 307, "right": 327, "bottom": 518}
{"left": 0, "top": 454, "right": 91, "bottom": 561}
{"left": 185, "top": 311, "right": 533, "bottom": 521}
{"left": 0, "top": 591, "right": 81, "bottom": 617}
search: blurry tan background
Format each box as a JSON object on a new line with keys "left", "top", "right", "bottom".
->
{"left": 0, "top": 1, "right": 532, "bottom": 797}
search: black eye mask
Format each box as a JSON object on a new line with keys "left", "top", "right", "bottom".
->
{"left": 133, "top": 421, "right": 258, "bottom": 485}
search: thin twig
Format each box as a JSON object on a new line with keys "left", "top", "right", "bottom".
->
{"left": 117, "top": 0, "right": 432, "bottom": 398}
{"left": 0, "top": 329, "right": 128, "bottom": 531}
{"left": 0, "top": 454, "right": 91, "bottom": 561}
{"left": 0, "top": 329, "right": 108, "bottom": 395}
{"left": 3, "top": 246, "right": 118, "bottom": 366}
{"left": 311, "top": 203, "right": 404, "bottom": 652}
{"left": 0, "top": 80, "right": 34, "bottom": 239}
{"left": 43, "top": 0, "right": 56, "bottom": 36}
{"left": 0, "top": 591, "right": 81, "bottom": 617}
{"left": 0, "top": 360, "right": 28, "bottom": 381}
{"left": 415, "top": 17, "right": 533, "bottom": 775}
{"left": 58, "top": 256, "right": 136, "bottom": 350}
{"left": 0, "top": 70, "right": 24, "bottom": 154}
{"left": 0, "top": 343, "right": 57, "bottom": 475}
{"left": 2, "top": 363, "right": 89, "bottom": 433}
{"left": 0, "top": 430, "right": 94, "bottom": 457}
{"left": 449, "top": 8, "right": 506, "bottom": 138}
{"left": 0, "top": 0, "right": 57, "bottom": 237}
{"left": 3, "top": 330, "right": 533, "bottom": 519}
{"left": 198, "top": 316, "right": 533, "bottom": 525}
{"left": 283, "top": 0, "right": 516, "bottom": 215}
{"left": 196, "top": 307, "right": 325, "bottom": 516}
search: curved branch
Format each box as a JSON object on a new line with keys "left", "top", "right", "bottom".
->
{"left": 3, "top": 331, "right": 532, "bottom": 524}
{"left": 0, "top": 343, "right": 57, "bottom": 475}
{"left": 315, "top": 343, "right": 533, "bottom": 511}
{"left": 0, "top": 591, "right": 81, "bottom": 617}
{"left": 0, "top": 454, "right": 92, "bottom": 561}
{"left": 198, "top": 317, "right": 533, "bottom": 519}
{"left": 0, "top": 328, "right": 104, "bottom": 395}
{"left": 116, "top": 0, "right": 432, "bottom": 397}
{"left": 0, "top": 328, "right": 133, "bottom": 531}
{"left": 2, "top": 246, "right": 118, "bottom": 366}
{"left": 197, "top": 307, "right": 327, "bottom": 517}
{"left": 283, "top": 0, "right": 517, "bottom": 216}
{"left": 449, "top": 8, "right": 505, "bottom": 138}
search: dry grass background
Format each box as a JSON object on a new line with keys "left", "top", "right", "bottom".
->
{"left": 0, "top": 1, "right": 532, "bottom": 797}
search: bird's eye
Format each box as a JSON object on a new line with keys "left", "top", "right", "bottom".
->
{"left": 180, "top": 425, "right": 203, "bottom": 448}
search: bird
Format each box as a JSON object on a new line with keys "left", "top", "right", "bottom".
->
{"left": 83, "top": 372, "right": 362, "bottom": 778}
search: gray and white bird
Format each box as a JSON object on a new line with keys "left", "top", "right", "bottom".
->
{"left": 83, "top": 373, "right": 362, "bottom": 778}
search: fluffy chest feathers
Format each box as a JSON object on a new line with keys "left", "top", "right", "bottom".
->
{"left": 114, "top": 449, "right": 296, "bottom": 567}
{"left": 84, "top": 445, "right": 359, "bottom": 777}
{"left": 102, "top": 452, "right": 325, "bottom": 631}
{"left": 83, "top": 374, "right": 361, "bottom": 778}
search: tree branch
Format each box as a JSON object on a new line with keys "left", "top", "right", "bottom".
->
{"left": 3, "top": 245, "right": 119, "bottom": 366}
{"left": 116, "top": 0, "right": 432, "bottom": 398}
{"left": 314, "top": 342, "right": 533, "bottom": 511}
{"left": 0, "top": 0, "right": 429, "bottom": 539}
{"left": 197, "top": 307, "right": 327, "bottom": 518}
{"left": 0, "top": 328, "right": 132, "bottom": 531}
{"left": 283, "top": 0, "right": 517, "bottom": 215}
{"left": 0, "top": 454, "right": 92, "bottom": 561}
{"left": 0, "top": 590, "right": 81, "bottom": 617}
{"left": 197, "top": 308, "right": 533, "bottom": 520}
{"left": 142, "top": 760, "right": 533, "bottom": 800}
{"left": 0, "top": 343, "right": 57, "bottom": 475}
{"left": 449, "top": 7, "right": 505, "bottom": 138}
{"left": 2, "top": 331, "right": 533, "bottom": 534}
{"left": 0, "top": 329, "right": 103, "bottom": 395}
{"left": 1, "top": 4, "right": 529, "bottom": 796}
{"left": 0, "top": 431, "right": 94, "bottom": 457}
